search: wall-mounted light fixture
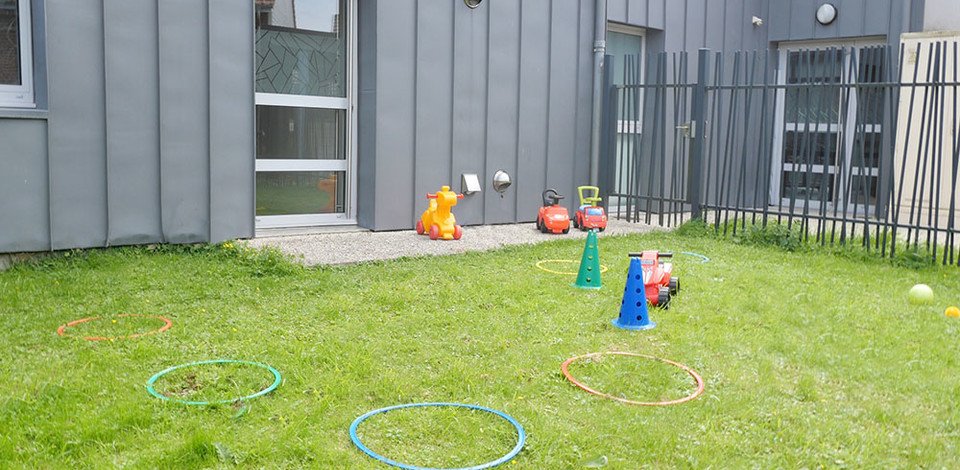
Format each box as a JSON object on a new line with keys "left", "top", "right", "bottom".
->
{"left": 492, "top": 170, "right": 512, "bottom": 193}
{"left": 816, "top": 3, "right": 837, "bottom": 25}
{"left": 464, "top": 0, "right": 482, "bottom": 9}
{"left": 751, "top": 16, "right": 763, "bottom": 27}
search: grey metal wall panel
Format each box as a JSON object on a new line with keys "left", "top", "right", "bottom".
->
{"left": 451, "top": 0, "right": 489, "bottom": 226}
{"left": 608, "top": 0, "right": 627, "bottom": 24}
{"left": 482, "top": 0, "right": 521, "bottom": 224}
{"left": 627, "top": 0, "right": 649, "bottom": 27}
{"left": 414, "top": 1, "right": 454, "bottom": 218}
{"left": 357, "top": 0, "right": 377, "bottom": 229}
{"left": 545, "top": 0, "right": 579, "bottom": 209}
{"left": 647, "top": 0, "right": 665, "bottom": 30}
{"left": 208, "top": 0, "right": 255, "bottom": 242}
{"left": 723, "top": 0, "right": 746, "bottom": 51}
{"left": 103, "top": 0, "right": 162, "bottom": 245}
{"left": 45, "top": 0, "right": 108, "bottom": 250}
{"left": 158, "top": 0, "right": 210, "bottom": 243}
{"left": 515, "top": 0, "right": 552, "bottom": 220}
{"left": 373, "top": 0, "right": 417, "bottom": 230}
{"left": 685, "top": 0, "right": 708, "bottom": 50}
{"left": 0, "top": 119, "right": 49, "bottom": 252}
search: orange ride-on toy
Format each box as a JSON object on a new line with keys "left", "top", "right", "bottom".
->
{"left": 629, "top": 250, "right": 679, "bottom": 308}
{"left": 536, "top": 189, "right": 571, "bottom": 234}
{"left": 416, "top": 185, "right": 464, "bottom": 240}
{"left": 573, "top": 186, "right": 607, "bottom": 232}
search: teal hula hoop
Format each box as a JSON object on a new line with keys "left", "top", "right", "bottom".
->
{"left": 679, "top": 251, "right": 710, "bottom": 263}
{"left": 349, "top": 402, "right": 526, "bottom": 470}
{"left": 145, "top": 359, "right": 281, "bottom": 406}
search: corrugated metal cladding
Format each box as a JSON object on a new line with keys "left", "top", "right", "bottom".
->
{"left": 0, "top": 0, "right": 255, "bottom": 253}
{"left": 357, "top": 0, "right": 924, "bottom": 231}
{"left": 607, "top": 0, "right": 921, "bottom": 52}
{"left": 358, "top": 0, "right": 596, "bottom": 230}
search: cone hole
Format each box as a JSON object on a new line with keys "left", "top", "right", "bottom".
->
{"left": 587, "top": 266, "right": 593, "bottom": 271}
{"left": 586, "top": 277, "right": 592, "bottom": 282}
{"left": 636, "top": 315, "right": 643, "bottom": 321}
{"left": 635, "top": 275, "right": 641, "bottom": 280}
{"left": 636, "top": 288, "right": 641, "bottom": 293}
{"left": 636, "top": 301, "right": 642, "bottom": 307}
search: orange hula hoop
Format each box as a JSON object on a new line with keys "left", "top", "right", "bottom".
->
{"left": 57, "top": 314, "right": 172, "bottom": 341}
{"left": 560, "top": 352, "right": 705, "bottom": 406}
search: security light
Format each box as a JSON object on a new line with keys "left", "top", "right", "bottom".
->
{"left": 816, "top": 3, "right": 837, "bottom": 25}
{"left": 464, "top": 0, "right": 482, "bottom": 9}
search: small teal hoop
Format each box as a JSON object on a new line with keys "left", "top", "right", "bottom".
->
{"left": 679, "top": 251, "right": 710, "bottom": 263}
{"left": 349, "top": 402, "right": 526, "bottom": 470}
{"left": 145, "top": 359, "right": 281, "bottom": 406}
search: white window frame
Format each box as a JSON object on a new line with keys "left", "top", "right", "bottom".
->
{"left": 770, "top": 37, "right": 885, "bottom": 212}
{"left": 254, "top": 0, "right": 357, "bottom": 229}
{"left": 0, "top": 0, "right": 34, "bottom": 108}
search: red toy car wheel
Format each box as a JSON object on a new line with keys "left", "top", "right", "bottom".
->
{"left": 429, "top": 225, "right": 440, "bottom": 240}
{"left": 453, "top": 225, "right": 463, "bottom": 240}
{"left": 416, "top": 220, "right": 425, "bottom": 235}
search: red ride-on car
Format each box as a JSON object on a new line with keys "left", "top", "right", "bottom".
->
{"left": 536, "top": 189, "right": 571, "bottom": 234}
{"left": 630, "top": 250, "right": 680, "bottom": 308}
{"left": 573, "top": 186, "right": 607, "bottom": 231}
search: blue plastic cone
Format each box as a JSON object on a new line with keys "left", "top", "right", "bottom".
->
{"left": 612, "top": 256, "right": 655, "bottom": 330}
{"left": 573, "top": 230, "right": 602, "bottom": 290}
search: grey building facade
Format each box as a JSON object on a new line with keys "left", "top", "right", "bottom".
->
{"left": 0, "top": 0, "right": 950, "bottom": 253}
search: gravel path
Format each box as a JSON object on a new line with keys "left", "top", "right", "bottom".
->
{"left": 246, "top": 219, "right": 658, "bottom": 266}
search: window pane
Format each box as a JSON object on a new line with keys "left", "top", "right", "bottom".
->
{"left": 256, "top": 171, "right": 345, "bottom": 215}
{"left": 783, "top": 131, "right": 838, "bottom": 166}
{"left": 850, "top": 175, "right": 879, "bottom": 207}
{"left": 785, "top": 50, "right": 842, "bottom": 123}
{"left": 781, "top": 171, "right": 835, "bottom": 202}
{"left": 255, "top": 0, "right": 346, "bottom": 97}
{"left": 852, "top": 132, "right": 882, "bottom": 169}
{"left": 256, "top": 105, "right": 345, "bottom": 160}
{"left": 0, "top": 0, "right": 21, "bottom": 86}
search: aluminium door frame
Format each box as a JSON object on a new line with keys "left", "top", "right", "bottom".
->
{"left": 769, "top": 37, "right": 885, "bottom": 212}
{"left": 254, "top": 0, "right": 358, "bottom": 228}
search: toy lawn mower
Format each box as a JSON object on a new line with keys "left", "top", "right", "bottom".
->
{"left": 536, "top": 189, "right": 571, "bottom": 234}
{"left": 573, "top": 186, "right": 607, "bottom": 232}
{"left": 629, "top": 250, "right": 679, "bottom": 308}
{"left": 416, "top": 185, "right": 464, "bottom": 240}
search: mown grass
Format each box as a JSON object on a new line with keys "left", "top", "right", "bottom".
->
{"left": 0, "top": 230, "right": 958, "bottom": 468}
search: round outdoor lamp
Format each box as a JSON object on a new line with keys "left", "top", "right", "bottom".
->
{"left": 816, "top": 3, "right": 837, "bottom": 25}
{"left": 464, "top": 0, "right": 482, "bottom": 9}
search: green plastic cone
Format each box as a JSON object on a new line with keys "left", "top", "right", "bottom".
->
{"left": 573, "top": 229, "right": 602, "bottom": 290}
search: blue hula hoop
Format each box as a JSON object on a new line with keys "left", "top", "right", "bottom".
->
{"left": 349, "top": 402, "right": 526, "bottom": 470}
{"left": 145, "top": 359, "right": 281, "bottom": 406}
{"left": 679, "top": 251, "right": 710, "bottom": 263}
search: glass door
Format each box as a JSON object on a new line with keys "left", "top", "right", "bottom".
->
{"left": 771, "top": 39, "right": 885, "bottom": 213}
{"left": 254, "top": 0, "right": 356, "bottom": 228}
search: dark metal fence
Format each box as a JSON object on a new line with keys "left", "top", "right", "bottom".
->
{"left": 601, "top": 42, "right": 960, "bottom": 265}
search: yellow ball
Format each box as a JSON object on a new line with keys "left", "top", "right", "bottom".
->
{"left": 946, "top": 306, "right": 960, "bottom": 318}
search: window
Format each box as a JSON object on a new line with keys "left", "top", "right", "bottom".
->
{"left": 771, "top": 39, "right": 885, "bottom": 213}
{"left": 0, "top": 0, "right": 33, "bottom": 108}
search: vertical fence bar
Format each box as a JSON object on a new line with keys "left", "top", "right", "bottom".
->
{"left": 687, "top": 49, "right": 710, "bottom": 220}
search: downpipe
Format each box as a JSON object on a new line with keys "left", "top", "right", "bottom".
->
{"left": 588, "top": 0, "right": 607, "bottom": 186}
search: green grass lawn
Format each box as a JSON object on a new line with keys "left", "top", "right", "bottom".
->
{"left": 1, "top": 231, "right": 959, "bottom": 468}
